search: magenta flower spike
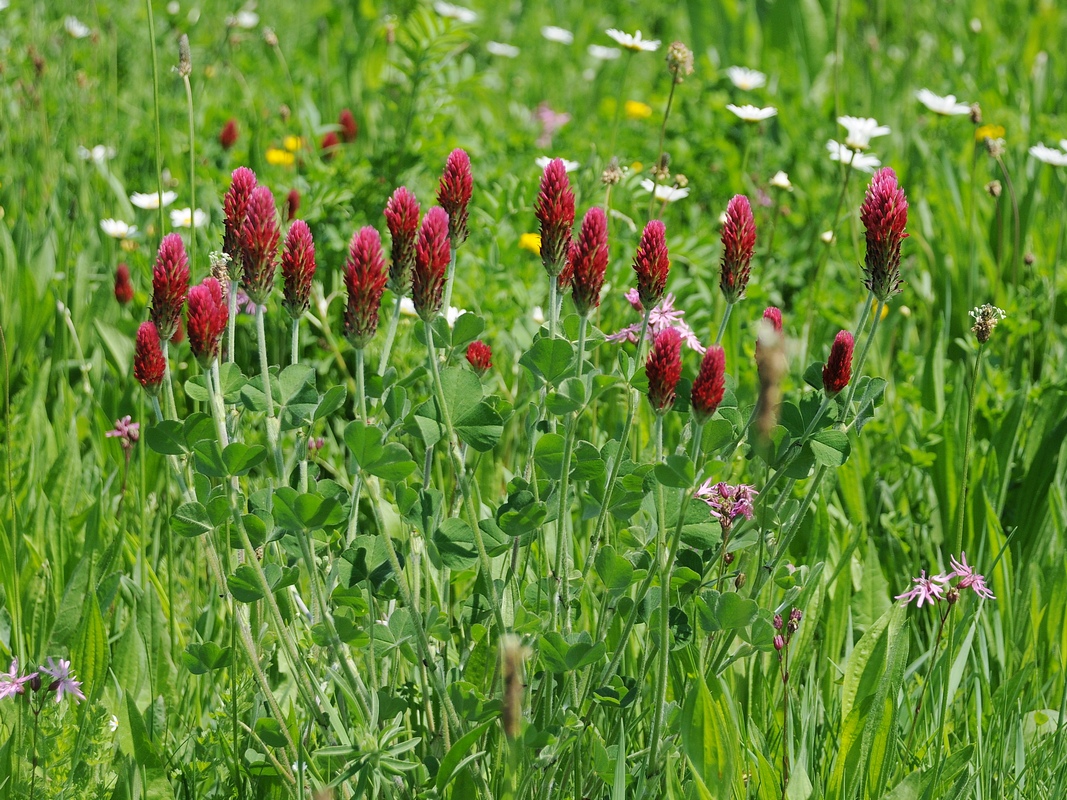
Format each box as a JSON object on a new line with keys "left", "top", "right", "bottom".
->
{"left": 569, "top": 207, "right": 609, "bottom": 317}
{"left": 822, "top": 330, "right": 854, "bottom": 396}
{"left": 719, "top": 194, "right": 756, "bottom": 304}
{"left": 411, "top": 207, "right": 451, "bottom": 321}
{"left": 223, "top": 166, "right": 257, "bottom": 268}
{"left": 149, "top": 233, "right": 190, "bottom": 342}
{"left": 133, "top": 321, "right": 166, "bottom": 396}
{"left": 633, "top": 219, "right": 670, "bottom": 308}
{"left": 535, "top": 158, "right": 575, "bottom": 277}
{"left": 645, "top": 327, "right": 683, "bottom": 414}
{"left": 240, "top": 185, "right": 280, "bottom": 305}
{"left": 860, "top": 167, "right": 908, "bottom": 302}
{"left": 343, "top": 227, "right": 388, "bottom": 348}
{"left": 466, "top": 340, "right": 492, "bottom": 375}
{"left": 187, "top": 278, "right": 229, "bottom": 364}
{"left": 281, "top": 220, "right": 317, "bottom": 319}
{"left": 691, "top": 344, "right": 726, "bottom": 422}
{"left": 437, "top": 148, "right": 473, "bottom": 246}
{"left": 384, "top": 187, "right": 421, "bottom": 297}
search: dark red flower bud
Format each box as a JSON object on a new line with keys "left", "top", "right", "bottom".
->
{"left": 187, "top": 277, "right": 229, "bottom": 364}
{"left": 286, "top": 188, "right": 300, "bottom": 222}
{"left": 437, "top": 148, "right": 472, "bottom": 246}
{"left": 691, "top": 344, "right": 726, "bottom": 422}
{"left": 114, "top": 263, "right": 134, "bottom": 305}
{"left": 338, "top": 108, "right": 358, "bottom": 143}
{"left": 568, "top": 206, "right": 608, "bottom": 316}
{"left": 149, "top": 233, "right": 190, "bottom": 342}
{"left": 633, "top": 219, "right": 670, "bottom": 307}
{"left": 224, "top": 166, "right": 257, "bottom": 271}
{"left": 240, "top": 185, "right": 280, "bottom": 305}
{"left": 343, "top": 227, "right": 388, "bottom": 348}
{"left": 762, "top": 306, "right": 782, "bottom": 333}
{"left": 535, "top": 158, "right": 575, "bottom": 277}
{"left": 384, "top": 186, "right": 420, "bottom": 297}
{"left": 645, "top": 327, "right": 683, "bottom": 414}
{"left": 860, "top": 167, "right": 908, "bottom": 302}
{"left": 719, "top": 194, "right": 756, "bottom": 304}
{"left": 773, "top": 613, "right": 784, "bottom": 630}
{"left": 466, "top": 340, "right": 492, "bottom": 375}
{"left": 773, "top": 634, "right": 785, "bottom": 652}
{"left": 133, "top": 321, "right": 166, "bottom": 395}
{"left": 219, "top": 118, "right": 239, "bottom": 150}
{"left": 822, "top": 330, "right": 854, "bottom": 395}
{"left": 281, "top": 220, "right": 316, "bottom": 319}
{"left": 412, "top": 207, "right": 451, "bottom": 321}
{"left": 321, "top": 131, "right": 340, "bottom": 158}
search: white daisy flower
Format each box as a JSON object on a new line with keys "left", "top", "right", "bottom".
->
{"left": 77, "top": 145, "right": 116, "bottom": 163}
{"left": 588, "top": 44, "right": 621, "bottom": 61}
{"left": 170, "top": 208, "right": 208, "bottom": 228}
{"left": 64, "top": 16, "right": 91, "bottom": 38}
{"left": 769, "top": 171, "right": 792, "bottom": 190}
{"left": 399, "top": 297, "right": 418, "bottom": 317}
{"left": 726, "top": 104, "right": 778, "bottom": 122}
{"left": 826, "top": 140, "right": 881, "bottom": 173}
{"left": 837, "top": 116, "right": 890, "bottom": 150}
{"left": 916, "top": 89, "right": 971, "bottom": 116}
{"left": 100, "top": 219, "right": 137, "bottom": 239}
{"left": 726, "top": 66, "right": 767, "bottom": 91}
{"left": 535, "top": 156, "right": 579, "bottom": 172}
{"left": 1029, "top": 143, "right": 1067, "bottom": 166}
{"left": 109, "top": 715, "right": 119, "bottom": 732}
{"left": 434, "top": 1, "right": 477, "bottom": 23}
{"left": 541, "top": 26, "right": 574, "bottom": 45}
{"left": 605, "top": 28, "right": 660, "bottom": 52}
{"left": 130, "top": 191, "right": 178, "bottom": 210}
{"left": 486, "top": 41, "right": 519, "bottom": 58}
{"left": 226, "top": 10, "right": 259, "bottom": 29}
{"left": 445, "top": 307, "right": 468, "bottom": 328}
{"left": 640, "top": 179, "right": 689, "bottom": 203}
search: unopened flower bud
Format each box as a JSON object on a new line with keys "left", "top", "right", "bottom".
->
{"left": 601, "top": 157, "right": 624, "bottom": 186}
{"left": 969, "top": 103, "right": 982, "bottom": 125}
{"left": 773, "top": 634, "right": 785, "bottom": 652}
{"left": 177, "top": 34, "right": 191, "bottom": 77}
{"left": 723, "top": 551, "right": 735, "bottom": 566}
{"left": 734, "top": 572, "right": 746, "bottom": 590}
{"left": 773, "top": 613, "right": 783, "bottom": 630}
{"left": 985, "top": 180, "right": 1002, "bottom": 198}
{"left": 946, "top": 587, "right": 960, "bottom": 604}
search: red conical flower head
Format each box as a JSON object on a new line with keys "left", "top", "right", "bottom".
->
{"left": 645, "top": 327, "right": 683, "bottom": 414}
{"left": 281, "top": 220, "right": 316, "bottom": 319}
{"left": 133, "top": 321, "right": 166, "bottom": 396}
{"left": 321, "top": 131, "right": 340, "bottom": 159}
{"left": 240, "top": 185, "right": 280, "bottom": 305}
{"left": 384, "top": 186, "right": 421, "bottom": 297}
{"left": 535, "top": 158, "right": 575, "bottom": 277}
{"left": 339, "top": 108, "right": 358, "bottom": 143}
{"left": 114, "top": 263, "right": 134, "bottom": 305}
{"left": 762, "top": 306, "right": 783, "bottom": 333}
{"left": 343, "top": 226, "right": 388, "bottom": 348}
{"left": 149, "top": 233, "right": 190, "bottom": 342}
{"left": 219, "top": 118, "right": 239, "bottom": 150}
{"left": 466, "top": 340, "right": 492, "bottom": 375}
{"left": 860, "top": 167, "right": 908, "bottom": 302}
{"left": 224, "top": 167, "right": 257, "bottom": 275}
{"left": 822, "top": 330, "right": 854, "bottom": 395}
{"left": 568, "top": 206, "right": 609, "bottom": 317}
{"left": 691, "top": 344, "right": 726, "bottom": 422}
{"left": 437, "top": 148, "right": 472, "bottom": 246}
{"left": 720, "top": 194, "right": 756, "bottom": 304}
{"left": 633, "top": 219, "right": 670, "bottom": 307}
{"left": 411, "top": 207, "right": 451, "bottom": 321}
{"left": 187, "top": 277, "right": 229, "bottom": 364}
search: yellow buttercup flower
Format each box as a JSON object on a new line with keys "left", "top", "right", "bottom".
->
{"left": 871, "top": 297, "right": 889, "bottom": 321}
{"left": 975, "top": 124, "right": 1005, "bottom": 142}
{"left": 519, "top": 233, "right": 542, "bottom": 255}
{"left": 630, "top": 161, "right": 643, "bottom": 173}
{"left": 283, "top": 135, "right": 306, "bottom": 152}
{"left": 625, "top": 100, "right": 653, "bottom": 120}
{"left": 266, "top": 148, "right": 296, "bottom": 166}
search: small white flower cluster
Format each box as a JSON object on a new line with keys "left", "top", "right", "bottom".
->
{"left": 1029, "top": 141, "right": 1067, "bottom": 167}
{"left": 916, "top": 89, "right": 971, "bottom": 115}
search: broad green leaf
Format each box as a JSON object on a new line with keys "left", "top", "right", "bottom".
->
{"left": 654, "top": 453, "right": 696, "bottom": 488}
{"left": 171, "top": 502, "right": 214, "bottom": 538}
{"left": 272, "top": 488, "right": 345, "bottom": 532}
{"left": 254, "top": 717, "right": 289, "bottom": 748}
{"left": 365, "top": 442, "right": 418, "bottom": 481}
{"left": 433, "top": 518, "right": 479, "bottom": 569}
{"left": 681, "top": 676, "right": 736, "bottom": 797}
{"left": 314, "top": 384, "right": 348, "bottom": 421}
{"left": 809, "top": 428, "right": 851, "bottom": 467}
{"left": 450, "top": 312, "right": 485, "bottom": 350}
{"left": 344, "top": 420, "right": 385, "bottom": 466}
{"left": 520, "top": 337, "right": 575, "bottom": 385}
{"left": 144, "top": 420, "right": 185, "bottom": 455}
{"left": 595, "top": 546, "right": 634, "bottom": 595}
{"left": 221, "top": 442, "right": 267, "bottom": 476}
{"left": 228, "top": 565, "right": 264, "bottom": 603}
{"left": 217, "top": 362, "right": 248, "bottom": 403}
{"left": 535, "top": 433, "right": 566, "bottom": 479}
{"left": 182, "top": 642, "right": 232, "bottom": 675}
{"left": 454, "top": 401, "right": 505, "bottom": 452}
{"left": 435, "top": 720, "right": 493, "bottom": 792}
{"left": 72, "top": 591, "right": 107, "bottom": 701}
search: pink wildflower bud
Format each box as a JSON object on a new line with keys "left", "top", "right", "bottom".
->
{"left": 286, "top": 188, "right": 300, "bottom": 222}
{"left": 114, "top": 263, "right": 134, "bottom": 305}
{"left": 412, "top": 207, "right": 451, "bottom": 321}
{"left": 633, "top": 219, "right": 670, "bottom": 307}
{"left": 339, "top": 108, "right": 358, "bottom": 143}
{"left": 240, "top": 185, "right": 280, "bottom": 305}
{"left": 437, "top": 148, "right": 473, "bottom": 246}
{"left": 860, "top": 167, "right": 908, "bottom": 302}
{"left": 223, "top": 166, "right": 257, "bottom": 273}
{"left": 719, "top": 194, "right": 756, "bottom": 304}
{"left": 343, "top": 227, "right": 388, "bottom": 348}
{"left": 186, "top": 277, "right": 229, "bottom": 364}
{"left": 822, "top": 330, "right": 854, "bottom": 396}
{"left": 568, "top": 206, "right": 609, "bottom": 317}
{"left": 149, "top": 233, "right": 190, "bottom": 342}
{"left": 281, "top": 220, "right": 316, "bottom": 319}
{"left": 762, "top": 306, "right": 783, "bottom": 333}
{"left": 535, "top": 158, "right": 575, "bottom": 278}
{"left": 645, "top": 328, "right": 683, "bottom": 414}
{"left": 384, "top": 187, "right": 421, "bottom": 297}
{"left": 466, "top": 340, "right": 492, "bottom": 375}
{"left": 690, "top": 344, "right": 726, "bottom": 422}
{"left": 219, "top": 118, "right": 239, "bottom": 150}
{"left": 773, "top": 613, "right": 783, "bottom": 630}
{"left": 133, "top": 321, "right": 166, "bottom": 396}
{"left": 773, "top": 634, "right": 785, "bottom": 652}
{"left": 321, "top": 131, "right": 340, "bottom": 159}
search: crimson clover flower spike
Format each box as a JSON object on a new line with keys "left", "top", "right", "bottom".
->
{"left": 822, "top": 330, "right": 854, "bottom": 396}
{"left": 535, "top": 157, "right": 575, "bottom": 278}
{"left": 860, "top": 166, "right": 908, "bottom": 302}
{"left": 187, "top": 278, "right": 229, "bottom": 364}
{"left": 691, "top": 344, "right": 726, "bottom": 423}
{"left": 466, "top": 340, "right": 492, "bottom": 375}
{"left": 645, "top": 327, "right": 683, "bottom": 414}
{"left": 41, "top": 657, "right": 85, "bottom": 704}
{"left": 114, "top": 263, "right": 134, "bottom": 305}
{"left": 384, "top": 186, "right": 421, "bottom": 297}
{"left": 223, "top": 166, "right": 257, "bottom": 275}
{"left": 633, "top": 219, "right": 670, "bottom": 307}
{"left": 281, "top": 220, "right": 317, "bottom": 320}
{"left": 343, "top": 227, "right": 388, "bottom": 348}
{"left": 133, "top": 322, "right": 166, "bottom": 396}
{"left": 762, "top": 306, "right": 783, "bottom": 333}
{"left": 219, "top": 118, "right": 239, "bottom": 150}
{"left": 149, "top": 232, "right": 190, "bottom": 342}
{"left": 895, "top": 570, "right": 946, "bottom": 607}
{"left": 286, "top": 188, "right": 300, "bottom": 222}
{"left": 719, "top": 194, "right": 756, "bottom": 304}
{"left": 412, "top": 207, "right": 452, "bottom": 321}
{"left": 339, "top": 108, "right": 358, "bottom": 143}
{"left": 569, "top": 206, "right": 609, "bottom": 317}
{"left": 438, "top": 148, "right": 473, "bottom": 246}
{"left": 240, "top": 185, "right": 280, "bottom": 305}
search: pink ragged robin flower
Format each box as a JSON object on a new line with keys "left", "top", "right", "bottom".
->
{"left": 860, "top": 167, "right": 908, "bottom": 302}
{"left": 0, "top": 659, "right": 37, "bottom": 701}
{"left": 719, "top": 194, "right": 756, "bottom": 304}
{"left": 633, "top": 219, "right": 670, "bottom": 307}
{"left": 895, "top": 570, "right": 946, "bottom": 607}
{"left": 535, "top": 157, "right": 575, "bottom": 277}
{"left": 412, "top": 207, "right": 451, "bottom": 321}
{"left": 223, "top": 166, "right": 257, "bottom": 274}
{"left": 696, "top": 480, "right": 759, "bottom": 529}
{"left": 762, "top": 306, "right": 782, "bottom": 333}
{"left": 608, "top": 290, "right": 704, "bottom": 353}
{"left": 186, "top": 278, "right": 229, "bottom": 364}
{"left": 343, "top": 227, "right": 388, "bottom": 348}
{"left": 645, "top": 327, "right": 683, "bottom": 414}
{"left": 466, "top": 340, "right": 492, "bottom": 375}
{"left": 133, "top": 321, "right": 166, "bottom": 395}
{"left": 822, "top": 330, "right": 854, "bottom": 395}
{"left": 240, "top": 185, "right": 280, "bottom": 305}
{"left": 41, "top": 658, "right": 85, "bottom": 704}
{"left": 384, "top": 186, "right": 421, "bottom": 297}
{"left": 339, "top": 108, "right": 358, "bottom": 143}
{"left": 105, "top": 415, "right": 140, "bottom": 455}
{"left": 286, "top": 188, "right": 300, "bottom": 222}
{"left": 149, "top": 233, "right": 190, "bottom": 342}
{"left": 114, "top": 263, "right": 134, "bottom": 305}
{"left": 281, "top": 220, "right": 316, "bottom": 319}
{"left": 219, "top": 118, "right": 239, "bottom": 150}
{"left": 691, "top": 344, "right": 726, "bottom": 422}
{"left": 569, "top": 206, "right": 609, "bottom": 317}
{"left": 947, "top": 552, "right": 996, "bottom": 599}
{"left": 437, "top": 148, "right": 473, "bottom": 246}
